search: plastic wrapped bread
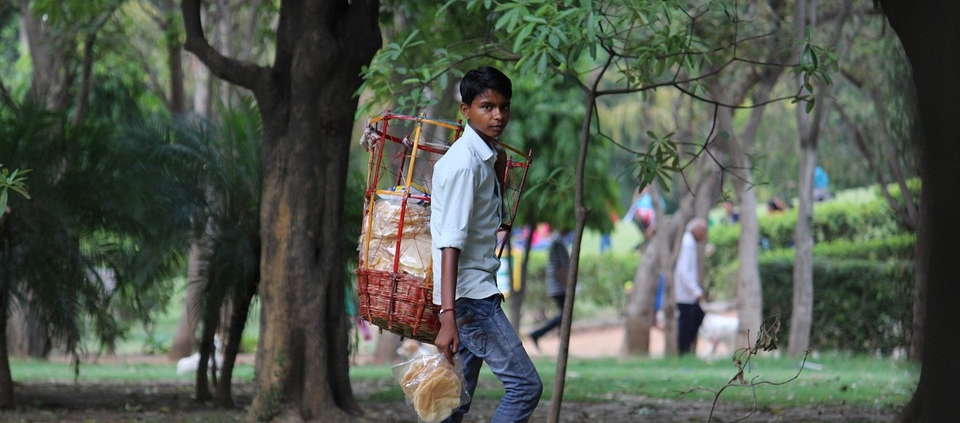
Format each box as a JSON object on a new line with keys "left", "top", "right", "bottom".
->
{"left": 360, "top": 199, "right": 432, "bottom": 279}
{"left": 392, "top": 353, "right": 468, "bottom": 423}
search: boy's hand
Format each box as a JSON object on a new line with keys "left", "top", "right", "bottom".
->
{"left": 435, "top": 312, "right": 459, "bottom": 365}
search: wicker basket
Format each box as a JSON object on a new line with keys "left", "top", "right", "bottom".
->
{"left": 356, "top": 268, "right": 440, "bottom": 343}
{"left": 355, "top": 112, "right": 531, "bottom": 345}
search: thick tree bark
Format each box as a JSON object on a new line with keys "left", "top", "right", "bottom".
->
{"left": 880, "top": 1, "right": 960, "bottom": 422}
{"left": 182, "top": 1, "right": 380, "bottom": 421}
{"left": 0, "top": 305, "right": 12, "bottom": 408}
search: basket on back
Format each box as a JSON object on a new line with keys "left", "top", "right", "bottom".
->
{"left": 356, "top": 112, "right": 531, "bottom": 344}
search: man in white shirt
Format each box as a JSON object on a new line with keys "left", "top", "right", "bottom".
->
{"left": 674, "top": 217, "right": 708, "bottom": 355}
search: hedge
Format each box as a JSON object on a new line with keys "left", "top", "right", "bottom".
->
{"left": 759, "top": 255, "right": 913, "bottom": 355}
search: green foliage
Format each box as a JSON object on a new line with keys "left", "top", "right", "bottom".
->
{"left": 759, "top": 256, "right": 913, "bottom": 355}
{"left": 0, "top": 165, "right": 31, "bottom": 213}
{"left": 709, "top": 193, "right": 908, "bottom": 270}
{"left": 706, "top": 192, "right": 917, "bottom": 346}
{"left": 523, "top": 250, "right": 635, "bottom": 316}
{"left": 0, "top": 78, "right": 205, "bottom": 358}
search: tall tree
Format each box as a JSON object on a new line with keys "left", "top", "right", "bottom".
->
{"left": 0, "top": 89, "right": 202, "bottom": 407}
{"left": 181, "top": 1, "right": 380, "bottom": 420}
{"left": 878, "top": 1, "right": 960, "bottom": 422}
{"left": 787, "top": 0, "right": 851, "bottom": 357}
{"left": 364, "top": 2, "right": 820, "bottom": 420}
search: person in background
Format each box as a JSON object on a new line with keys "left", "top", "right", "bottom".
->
{"left": 814, "top": 165, "right": 831, "bottom": 201}
{"left": 623, "top": 186, "right": 660, "bottom": 238}
{"left": 674, "top": 218, "right": 708, "bottom": 356}
{"left": 431, "top": 66, "right": 542, "bottom": 423}
{"left": 528, "top": 229, "right": 571, "bottom": 351}
{"left": 722, "top": 200, "right": 739, "bottom": 224}
{"left": 766, "top": 196, "right": 789, "bottom": 214}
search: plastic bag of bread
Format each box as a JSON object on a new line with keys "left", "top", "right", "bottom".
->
{"left": 392, "top": 352, "right": 470, "bottom": 423}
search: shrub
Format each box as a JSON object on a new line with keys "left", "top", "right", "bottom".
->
{"left": 759, "top": 255, "right": 913, "bottom": 355}
{"left": 520, "top": 251, "right": 636, "bottom": 319}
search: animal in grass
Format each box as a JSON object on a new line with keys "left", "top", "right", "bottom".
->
{"left": 397, "top": 339, "right": 436, "bottom": 360}
{"left": 176, "top": 337, "right": 224, "bottom": 375}
{"left": 698, "top": 313, "right": 740, "bottom": 358}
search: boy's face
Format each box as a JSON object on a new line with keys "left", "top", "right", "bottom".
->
{"left": 460, "top": 89, "right": 511, "bottom": 143}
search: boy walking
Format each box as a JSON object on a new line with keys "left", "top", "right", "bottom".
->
{"left": 431, "top": 66, "right": 543, "bottom": 423}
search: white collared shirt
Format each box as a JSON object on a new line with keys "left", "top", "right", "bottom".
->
{"left": 431, "top": 124, "right": 503, "bottom": 304}
{"left": 674, "top": 231, "right": 704, "bottom": 304}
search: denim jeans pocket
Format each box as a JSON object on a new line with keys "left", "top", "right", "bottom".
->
{"left": 455, "top": 296, "right": 499, "bottom": 355}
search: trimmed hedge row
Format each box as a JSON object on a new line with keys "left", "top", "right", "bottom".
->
{"left": 759, "top": 255, "right": 913, "bottom": 355}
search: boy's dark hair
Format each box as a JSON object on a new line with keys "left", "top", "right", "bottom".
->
{"left": 459, "top": 66, "right": 512, "bottom": 105}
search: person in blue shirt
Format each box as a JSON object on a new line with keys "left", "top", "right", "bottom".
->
{"left": 431, "top": 66, "right": 542, "bottom": 423}
{"left": 814, "top": 165, "right": 831, "bottom": 201}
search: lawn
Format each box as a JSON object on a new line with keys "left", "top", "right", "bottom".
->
{"left": 13, "top": 351, "right": 916, "bottom": 413}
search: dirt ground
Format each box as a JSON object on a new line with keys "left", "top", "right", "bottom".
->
{"left": 2, "top": 323, "right": 900, "bottom": 423}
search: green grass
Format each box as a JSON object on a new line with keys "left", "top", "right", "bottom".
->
{"left": 351, "top": 353, "right": 916, "bottom": 411}
{"left": 12, "top": 350, "right": 917, "bottom": 413}
{"left": 11, "top": 357, "right": 256, "bottom": 383}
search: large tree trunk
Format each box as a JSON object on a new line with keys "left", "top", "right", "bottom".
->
{"left": 182, "top": 1, "right": 380, "bottom": 421}
{"left": 880, "top": 1, "right": 960, "bottom": 422}
{"left": 0, "top": 305, "right": 12, "bottom": 408}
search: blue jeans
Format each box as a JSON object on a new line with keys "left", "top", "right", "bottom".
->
{"left": 442, "top": 295, "right": 543, "bottom": 423}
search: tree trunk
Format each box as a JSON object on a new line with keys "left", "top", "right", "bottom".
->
{"left": 547, "top": 78, "right": 598, "bottom": 423}
{"left": 195, "top": 297, "right": 220, "bottom": 402}
{"left": 161, "top": 0, "right": 186, "bottom": 115}
{"left": 18, "top": 0, "right": 73, "bottom": 111}
{"left": 714, "top": 93, "right": 767, "bottom": 353}
{"left": 0, "top": 305, "right": 12, "bottom": 408}
{"left": 215, "top": 275, "right": 257, "bottom": 408}
{"left": 182, "top": 1, "right": 381, "bottom": 421}
{"left": 789, "top": 141, "right": 817, "bottom": 356}
{"left": 6, "top": 295, "right": 48, "bottom": 358}
{"left": 168, "top": 239, "right": 206, "bottom": 361}
{"left": 371, "top": 331, "right": 402, "bottom": 365}
{"left": 908, "top": 226, "right": 926, "bottom": 361}
{"left": 880, "top": 1, "right": 960, "bottom": 421}
{"left": 622, "top": 240, "right": 658, "bottom": 355}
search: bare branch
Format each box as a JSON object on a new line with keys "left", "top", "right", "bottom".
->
{"left": 181, "top": 0, "right": 269, "bottom": 93}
